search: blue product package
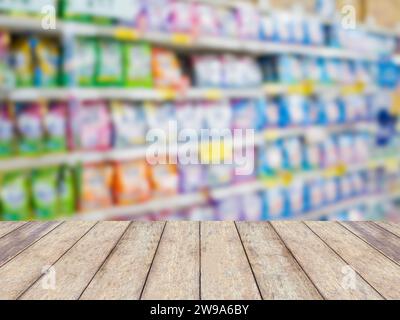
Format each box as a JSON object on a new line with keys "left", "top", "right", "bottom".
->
{"left": 264, "top": 98, "right": 282, "bottom": 128}
{"left": 261, "top": 188, "right": 289, "bottom": 220}
{"left": 277, "top": 55, "right": 303, "bottom": 84}
{"left": 287, "top": 182, "right": 306, "bottom": 217}
{"left": 305, "top": 18, "right": 324, "bottom": 45}
{"left": 283, "top": 95, "right": 309, "bottom": 127}
{"left": 259, "top": 15, "right": 276, "bottom": 41}
{"left": 258, "top": 141, "right": 285, "bottom": 178}
{"left": 323, "top": 97, "right": 345, "bottom": 125}
{"left": 303, "top": 58, "right": 323, "bottom": 83}
{"left": 378, "top": 60, "right": 399, "bottom": 89}
{"left": 282, "top": 137, "right": 303, "bottom": 172}
{"left": 324, "top": 177, "right": 339, "bottom": 205}
{"left": 273, "top": 13, "right": 292, "bottom": 43}
{"left": 303, "top": 143, "right": 322, "bottom": 171}
{"left": 231, "top": 99, "right": 265, "bottom": 131}
{"left": 307, "top": 178, "right": 325, "bottom": 211}
{"left": 292, "top": 16, "right": 307, "bottom": 44}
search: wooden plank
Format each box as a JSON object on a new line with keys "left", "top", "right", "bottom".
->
{"left": 141, "top": 222, "right": 199, "bottom": 300}
{"left": 0, "top": 222, "right": 61, "bottom": 268}
{"left": 236, "top": 222, "right": 322, "bottom": 300}
{"left": 307, "top": 222, "right": 400, "bottom": 300}
{"left": 0, "top": 221, "right": 95, "bottom": 300}
{"left": 200, "top": 222, "right": 261, "bottom": 300}
{"left": 374, "top": 222, "right": 400, "bottom": 238}
{"left": 80, "top": 222, "right": 165, "bottom": 300}
{"left": 341, "top": 222, "right": 400, "bottom": 265}
{"left": 272, "top": 221, "right": 382, "bottom": 300}
{"left": 0, "top": 222, "right": 26, "bottom": 239}
{"left": 19, "top": 222, "right": 130, "bottom": 300}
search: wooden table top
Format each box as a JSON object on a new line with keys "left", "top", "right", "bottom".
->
{"left": 0, "top": 221, "right": 399, "bottom": 300}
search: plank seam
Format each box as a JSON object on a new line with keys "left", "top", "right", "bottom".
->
{"left": 305, "top": 222, "right": 386, "bottom": 300}
{"left": 139, "top": 221, "right": 167, "bottom": 300}
{"left": 0, "top": 222, "right": 64, "bottom": 269}
{"left": 199, "top": 221, "right": 202, "bottom": 301}
{"left": 15, "top": 222, "right": 99, "bottom": 300}
{"left": 234, "top": 222, "right": 264, "bottom": 300}
{"left": 338, "top": 222, "right": 400, "bottom": 268}
{"left": 78, "top": 222, "right": 133, "bottom": 300}
{"left": 371, "top": 222, "right": 400, "bottom": 240}
{"left": 269, "top": 222, "right": 326, "bottom": 300}
{"left": 0, "top": 223, "right": 27, "bottom": 241}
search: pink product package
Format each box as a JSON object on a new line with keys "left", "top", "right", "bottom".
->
{"left": 142, "top": 0, "right": 171, "bottom": 32}
{"left": 235, "top": 4, "right": 260, "bottom": 39}
{"left": 193, "top": 3, "right": 219, "bottom": 36}
{"left": 240, "top": 193, "right": 263, "bottom": 221}
{"left": 72, "top": 101, "right": 112, "bottom": 151}
{"left": 165, "top": 0, "right": 195, "bottom": 33}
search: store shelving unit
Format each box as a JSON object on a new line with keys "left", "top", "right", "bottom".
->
{"left": 0, "top": 15, "right": 384, "bottom": 60}
{"left": 0, "top": 2, "right": 399, "bottom": 221}
{"left": 72, "top": 156, "right": 400, "bottom": 221}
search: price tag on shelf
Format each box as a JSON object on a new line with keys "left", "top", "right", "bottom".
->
{"left": 204, "top": 89, "right": 223, "bottom": 100}
{"left": 288, "top": 81, "right": 315, "bottom": 96}
{"left": 385, "top": 158, "right": 398, "bottom": 173}
{"left": 264, "top": 84, "right": 284, "bottom": 96}
{"left": 171, "top": 33, "right": 193, "bottom": 46}
{"left": 199, "top": 141, "right": 233, "bottom": 164}
{"left": 341, "top": 82, "right": 366, "bottom": 96}
{"left": 114, "top": 27, "right": 139, "bottom": 41}
{"left": 264, "top": 129, "right": 280, "bottom": 142}
{"left": 261, "top": 177, "right": 280, "bottom": 189}
{"left": 157, "top": 88, "right": 177, "bottom": 100}
{"left": 279, "top": 171, "right": 294, "bottom": 186}
{"left": 323, "top": 164, "right": 347, "bottom": 178}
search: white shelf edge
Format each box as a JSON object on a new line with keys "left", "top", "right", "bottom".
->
{"left": 0, "top": 122, "right": 377, "bottom": 172}
{"left": 0, "top": 15, "right": 385, "bottom": 61}
{"left": 2, "top": 84, "right": 380, "bottom": 102}
{"left": 72, "top": 159, "right": 399, "bottom": 221}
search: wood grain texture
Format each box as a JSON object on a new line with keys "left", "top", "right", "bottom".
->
{"left": 80, "top": 222, "right": 165, "bottom": 300}
{"left": 341, "top": 222, "right": 400, "bottom": 265}
{"left": 141, "top": 221, "right": 199, "bottom": 300}
{"left": 0, "top": 221, "right": 95, "bottom": 300}
{"left": 0, "top": 222, "right": 61, "bottom": 268}
{"left": 307, "top": 222, "right": 400, "bottom": 300}
{"left": 0, "top": 222, "right": 26, "bottom": 239}
{"left": 236, "top": 222, "right": 322, "bottom": 300}
{"left": 19, "top": 222, "right": 130, "bottom": 300}
{"left": 201, "top": 222, "right": 261, "bottom": 300}
{"left": 374, "top": 222, "right": 400, "bottom": 238}
{"left": 272, "top": 221, "right": 382, "bottom": 300}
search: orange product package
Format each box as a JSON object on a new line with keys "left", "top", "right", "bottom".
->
{"left": 79, "top": 163, "right": 114, "bottom": 212}
{"left": 151, "top": 47, "right": 189, "bottom": 90}
{"left": 149, "top": 164, "right": 179, "bottom": 197}
{"left": 113, "top": 160, "right": 152, "bottom": 206}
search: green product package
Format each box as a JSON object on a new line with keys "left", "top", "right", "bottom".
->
{"left": 123, "top": 43, "right": 153, "bottom": 88}
{"left": 32, "top": 37, "right": 60, "bottom": 87}
{"left": 96, "top": 39, "right": 124, "bottom": 86}
{"left": 59, "top": 0, "right": 114, "bottom": 24}
{"left": 31, "top": 167, "right": 59, "bottom": 220}
{"left": 15, "top": 102, "right": 44, "bottom": 156}
{"left": 44, "top": 103, "right": 67, "bottom": 153}
{"left": 11, "top": 37, "right": 34, "bottom": 87}
{"left": 70, "top": 38, "right": 97, "bottom": 86}
{"left": 57, "top": 166, "right": 76, "bottom": 217}
{"left": 0, "top": 171, "right": 31, "bottom": 221}
{"left": 0, "top": 104, "right": 15, "bottom": 158}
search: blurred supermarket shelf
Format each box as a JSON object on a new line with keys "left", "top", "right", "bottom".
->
{"left": 0, "top": 15, "right": 385, "bottom": 61}
{"left": 1, "top": 83, "right": 380, "bottom": 102}
{"left": 0, "top": 122, "right": 377, "bottom": 172}
{"left": 73, "top": 159, "right": 400, "bottom": 221}
{"left": 298, "top": 190, "right": 400, "bottom": 221}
